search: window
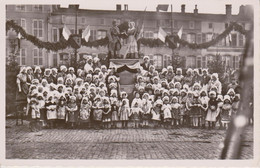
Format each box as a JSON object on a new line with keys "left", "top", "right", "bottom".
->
{"left": 208, "top": 23, "right": 213, "bottom": 29}
{"left": 53, "top": 53, "right": 58, "bottom": 67}
{"left": 231, "top": 34, "right": 237, "bottom": 47}
{"left": 153, "top": 55, "right": 163, "bottom": 69}
{"left": 34, "top": 5, "right": 43, "bottom": 11}
{"left": 202, "top": 56, "right": 207, "bottom": 68}
{"left": 197, "top": 56, "right": 202, "bottom": 68}
{"left": 81, "top": 17, "right": 86, "bottom": 24}
{"left": 189, "top": 21, "right": 195, "bottom": 29}
{"left": 181, "top": 33, "right": 187, "bottom": 41}
{"left": 16, "top": 48, "right": 26, "bottom": 65}
{"left": 97, "top": 30, "right": 106, "bottom": 39}
{"left": 52, "top": 28, "right": 59, "bottom": 42}
{"left": 70, "top": 29, "right": 75, "bottom": 34}
{"left": 186, "top": 56, "right": 196, "bottom": 68}
{"left": 225, "top": 23, "right": 229, "bottom": 29}
{"left": 163, "top": 55, "right": 171, "bottom": 68}
{"left": 206, "top": 33, "right": 213, "bottom": 42}
{"left": 144, "top": 31, "right": 154, "bottom": 39}
{"left": 196, "top": 33, "right": 202, "bottom": 43}
{"left": 187, "top": 33, "right": 196, "bottom": 43}
{"left": 202, "top": 33, "right": 206, "bottom": 43}
{"left": 16, "top": 5, "right": 25, "bottom": 11}
{"left": 233, "top": 56, "right": 240, "bottom": 69}
{"left": 33, "top": 20, "right": 43, "bottom": 38}
{"left": 90, "top": 30, "right": 97, "bottom": 41}
{"left": 100, "top": 19, "right": 105, "bottom": 25}
{"left": 59, "top": 53, "right": 69, "bottom": 66}
{"left": 21, "top": 18, "right": 26, "bottom": 30}
{"left": 239, "top": 34, "right": 244, "bottom": 47}
{"left": 33, "top": 48, "right": 43, "bottom": 65}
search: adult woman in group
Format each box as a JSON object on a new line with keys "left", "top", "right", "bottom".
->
{"left": 16, "top": 67, "right": 29, "bottom": 125}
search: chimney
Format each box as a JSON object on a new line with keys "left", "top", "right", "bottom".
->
{"left": 69, "top": 4, "right": 79, "bottom": 9}
{"left": 116, "top": 4, "right": 121, "bottom": 11}
{"left": 124, "top": 4, "right": 128, "bottom": 11}
{"left": 239, "top": 5, "right": 245, "bottom": 15}
{"left": 181, "top": 4, "right": 185, "bottom": 13}
{"left": 226, "top": 4, "right": 232, "bottom": 17}
{"left": 194, "top": 4, "right": 198, "bottom": 15}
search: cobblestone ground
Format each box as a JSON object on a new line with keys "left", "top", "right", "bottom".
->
{"left": 6, "top": 119, "right": 253, "bottom": 159}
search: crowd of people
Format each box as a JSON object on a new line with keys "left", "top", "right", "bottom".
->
{"left": 16, "top": 55, "right": 245, "bottom": 132}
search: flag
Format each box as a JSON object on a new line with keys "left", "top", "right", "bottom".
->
{"left": 137, "top": 23, "right": 144, "bottom": 41}
{"left": 62, "top": 26, "right": 71, "bottom": 40}
{"left": 17, "top": 32, "right": 22, "bottom": 49}
{"left": 157, "top": 4, "right": 169, "bottom": 11}
{"left": 177, "top": 26, "right": 183, "bottom": 39}
{"left": 158, "top": 27, "right": 167, "bottom": 42}
{"left": 228, "top": 33, "right": 232, "bottom": 44}
{"left": 82, "top": 25, "right": 91, "bottom": 42}
{"left": 17, "top": 32, "right": 22, "bottom": 39}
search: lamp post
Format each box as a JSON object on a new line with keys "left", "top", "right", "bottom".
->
{"left": 71, "top": 5, "right": 79, "bottom": 68}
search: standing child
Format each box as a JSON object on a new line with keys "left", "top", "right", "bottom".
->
{"left": 45, "top": 95, "right": 57, "bottom": 129}
{"left": 102, "top": 97, "right": 111, "bottom": 129}
{"left": 37, "top": 94, "right": 45, "bottom": 130}
{"left": 190, "top": 92, "right": 202, "bottom": 128}
{"left": 141, "top": 93, "right": 152, "bottom": 128}
{"left": 185, "top": 91, "right": 194, "bottom": 127}
{"left": 111, "top": 100, "right": 119, "bottom": 128}
{"left": 92, "top": 96, "right": 103, "bottom": 129}
{"left": 232, "top": 94, "right": 240, "bottom": 117}
{"left": 130, "top": 102, "right": 143, "bottom": 128}
{"left": 216, "top": 95, "right": 224, "bottom": 129}
{"left": 66, "top": 96, "right": 78, "bottom": 129}
{"left": 205, "top": 91, "right": 218, "bottom": 129}
{"left": 171, "top": 97, "right": 181, "bottom": 128}
{"left": 162, "top": 96, "right": 172, "bottom": 128}
{"left": 56, "top": 95, "right": 67, "bottom": 128}
{"left": 220, "top": 95, "right": 232, "bottom": 129}
{"left": 179, "top": 89, "right": 187, "bottom": 126}
{"left": 199, "top": 90, "right": 209, "bottom": 129}
{"left": 79, "top": 97, "right": 92, "bottom": 128}
{"left": 28, "top": 97, "right": 41, "bottom": 132}
{"left": 119, "top": 99, "right": 130, "bottom": 129}
{"left": 151, "top": 100, "right": 162, "bottom": 128}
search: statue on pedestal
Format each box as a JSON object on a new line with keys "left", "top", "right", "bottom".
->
{"left": 107, "top": 20, "right": 121, "bottom": 59}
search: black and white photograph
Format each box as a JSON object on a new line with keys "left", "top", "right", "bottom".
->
{"left": 2, "top": 0, "right": 259, "bottom": 165}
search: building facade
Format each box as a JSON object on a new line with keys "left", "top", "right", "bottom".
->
{"left": 6, "top": 4, "right": 253, "bottom": 69}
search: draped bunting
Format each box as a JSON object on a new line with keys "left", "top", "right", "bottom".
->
{"left": 6, "top": 20, "right": 248, "bottom": 52}
{"left": 109, "top": 59, "right": 140, "bottom": 73}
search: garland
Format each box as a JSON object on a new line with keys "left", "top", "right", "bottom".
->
{"left": 6, "top": 20, "right": 248, "bottom": 51}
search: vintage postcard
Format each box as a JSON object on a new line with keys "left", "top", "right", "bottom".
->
{"left": 1, "top": 0, "right": 259, "bottom": 167}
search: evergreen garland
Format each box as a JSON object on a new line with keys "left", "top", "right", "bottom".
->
{"left": 6, "top": 20, "right": 249, "bottom": 52}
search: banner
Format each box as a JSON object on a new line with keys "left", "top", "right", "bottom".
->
{"left": 109, "top": 59, "right": 140, "bottom": 70}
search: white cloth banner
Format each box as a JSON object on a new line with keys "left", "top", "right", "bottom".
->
{"left": 109, "top": 59, "right": 141, "bottom": 70}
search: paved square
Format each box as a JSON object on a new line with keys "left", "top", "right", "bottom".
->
{"left": 6, "top": 119, "right": 253, "bottom": 159}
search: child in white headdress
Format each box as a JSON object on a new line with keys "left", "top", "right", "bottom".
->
{"left": 208, "top": 73, "right": 222, "bottom": 95}
{"left": 56, "top": 94, "right": 67, "bottom": 128}
{"left": 174, "top": 68, "right": 184, "bottom": 83}
{"left": 45, "top": 94, "right": 57, "bottom": 129}
{"left": 171, "top": 96, "right": 181, "bottom": 128}
{"left": 102, "top": 97, "right": 111, "bottom": 129}
{"left": 66, "top": 96, "right": 78, "bottom": 129}
{"left": 79, "top": 96, "right": 91, "bottom": 128}
{"left": 220, "top": 95, "right": 232, "bottom": 129}
{"left": 199, "top": 89, "right": 209, "bottom": 129}
{"left": 205, "top": 91, "right": 218, "bottom": 129}
{"left": 141, "top": 93, "right": 152, "bottom": 128}
{"left": 162, "top": 96, "right": 172, "bottom": 128}
{"left": 151, "top": 99, "right": 162, "bottom": 128}
{"left": 130, "top": 102, "right": 143, "bottom": 128}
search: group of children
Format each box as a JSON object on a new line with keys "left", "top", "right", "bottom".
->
{"left": 17, "top": 55, "right": 242, "bottom": 132}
